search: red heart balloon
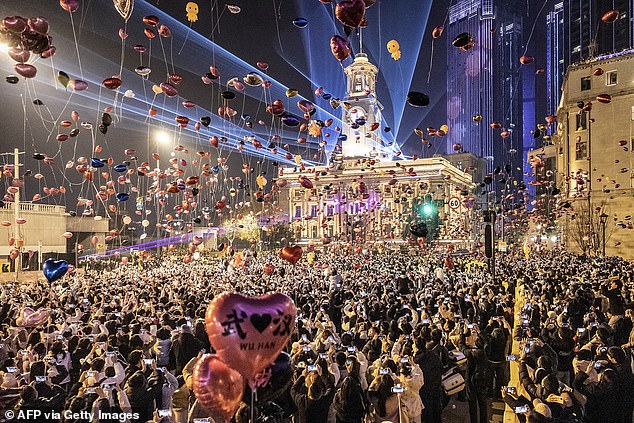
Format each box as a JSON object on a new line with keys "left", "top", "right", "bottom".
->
{"left": 280, "top": 245, "right": 302, "bottom": 265}
{"left": 192, "top": 354, "right": 244, "bottom": 420}
{"left": 330, "top": 35, "right": 351, "bottom": 62}
{"left": 205, "top": 293, "right": 296, "bottom": 382}
{"left": 335, "top": 0, "right": 366, "bottom": 28}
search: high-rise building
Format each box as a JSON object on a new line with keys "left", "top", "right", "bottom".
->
{"left": 446, "top": 0, "right": 527, "bottom": 182}
{"left": 546, "top": 0, "right": 634, "bottom": 115}
{"left": 446, "top": 0, "right": 495, "bottom": 168}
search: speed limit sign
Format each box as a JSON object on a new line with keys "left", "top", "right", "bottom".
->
{"left": 448, "top": 197, "right": 461, "bottom": 210}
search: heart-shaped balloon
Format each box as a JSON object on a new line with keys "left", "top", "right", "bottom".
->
{"left": 113, "top": 0, "right": 134, "bottom": 21}
{"left": 280, "top": 245, "right": 302, "bottom": 265}
{"left": 205, "top": 293, "right": 296, "bottom": 382}
{"left": 335, "top": 0, "right": 366, "bottom": 28}
{"left": 193, "top": 354, "right": 244, "bottom": 420}
{"left": 244, "top": 352, "right": 293, "bottom": 404}
{"left": 42, "top": 258, "right": 68, "bottom": 284}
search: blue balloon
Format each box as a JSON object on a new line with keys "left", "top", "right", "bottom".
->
{"left": 355, "top": 118, "right": 366, "bottom": 126}
{"left": 322, "top": 93, "right": 332, "bottom": 100}
{"left": 292, "top": 17, "right": 308, "bottom": 28}
{"left": 116, "top": 193, "right": 130, "bottom": 202}
{"left": 338, "top": 134, "right": 348, "bottom": 141}
{"left": 281, "top": 113, "right": 300, "bottom": 127}
{"left": 114, "top": 164, "right": 127, "bottom": 173}
{"left": 212, "top": 166, "right": 220, "bottom": 174}
{"left": 42, "top": 259, "right": 68, "bottom": 284}
{"left": 91, "top": 158, "right": 105, "bottom": 168}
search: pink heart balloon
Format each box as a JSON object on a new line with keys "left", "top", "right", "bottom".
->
{"left": 205, "top": 293, "right": 296, "bottom": 382}
{"left": 192, "top": 354, "right": 244, "bottom": 420}
{"left": 16, "top": 307, "right": 51, "bottom": 327}
{"left": 14, "top": 63, "right": 37, "bottom": 79}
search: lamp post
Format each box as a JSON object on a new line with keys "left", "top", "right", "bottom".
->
{"left": 599, "top": 212, "right": 608, "bottom": 257}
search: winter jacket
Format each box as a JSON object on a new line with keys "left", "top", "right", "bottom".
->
{"left": 333, "top": 375, "right": 367, "bottom": 423}
{"left": 291, "top": 375, "right": 335, "bottom": 423}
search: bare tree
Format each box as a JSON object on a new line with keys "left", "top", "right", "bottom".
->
{"left": 568, "top": 198, "right": 613, "bottom": 255}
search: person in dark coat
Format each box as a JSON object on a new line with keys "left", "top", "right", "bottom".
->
{"left": 333, "top": 356, "right": 367, "bottom": 423}
{"left": 607, "top": 347, "right": 634, "bottom": 423}
{"left": 124, "top": 371, "right": 163, "bottom": 423}
{"left": 291, "top": 366, "right": 335, "bottom": 423}
{"left": 459, "top": 328, "right": 491, "bottom": 423}
{"left": 573, "top": 367, "right": 618, "bottom": 423}
{"left": 413, "top": 337, "right": 442, "bottom": 423}
{"left": 169, "top": 327, "right": 204, "bottom": 374}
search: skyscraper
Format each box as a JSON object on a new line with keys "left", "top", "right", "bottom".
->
{"left": 446, "top": 0, "right": 527, "bottom": 180}
{"left": 546, "top": 0, "right": 634, "bottom": 115}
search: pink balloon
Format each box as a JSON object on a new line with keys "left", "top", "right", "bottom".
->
{"left": 205, "top": 293, "right": 296, "bottom": 382}
{"left": 70, "top": 79, "right": 88, "bottom": 90}
{"left": 8, "top": 47, "right": 30, "bottom": 63}
{"left": 60, "top": 0, "right": 80, "bottom": 13}
{"left": 14, "top": 63, "right": 37, "bottom": 79}
{"left": 160, "top": 82, "right": 178, "bottom": 97}
{"left": 193, "top": 354, "right": 244, "bottom": 419}
{"left": 2, "top": 16, "right": 27, "bottom": 33}
{"left": 28, "top": 17, "right": 49, "bottom": 35}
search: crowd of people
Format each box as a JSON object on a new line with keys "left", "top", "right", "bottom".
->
{"left": 0, "top": 245, "right": 632, "bottom": 423}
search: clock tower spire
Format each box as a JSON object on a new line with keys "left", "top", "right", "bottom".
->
{"left": 341, "top": 53, "right": 387, "bottom": 159}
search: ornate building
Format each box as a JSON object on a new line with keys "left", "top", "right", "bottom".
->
{"left": 279, "top": 54, "right": 476, "bottom": 245}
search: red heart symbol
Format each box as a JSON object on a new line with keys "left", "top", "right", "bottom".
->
{"left": 205, "top": 293, "right": 296, "bottom": 382}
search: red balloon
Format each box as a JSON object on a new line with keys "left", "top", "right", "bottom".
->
{"left": 280, "top": 245, "right": 303, "bottom": 265}
{"left": 192, "top": 354, "right": 244, "bottom": 420}
{"left": 8, "top": 47, "right": 30, "bottom": 63}
{"left": 2, "top": 16, "right": 27, "bottom": 33}
{"left": 160, "top": 82, "right": 178, "bottom": 97}
{"left": 14, "top": 63, "right": 37, "bottom": 78}
{"left": 267, "top": 99, "right": 285, "bottom": 115}
{"left": 158, "top": 24, "right": 171, "bottom": 37}
{"left": 519, "top": 55, "right": 534, "bottom": 65}
{"left": 8, "top": 248, "right": 19, "bottom": 260}
{"left": 103, "top": 77, "right": 122, "bottom": 89}
{"left": 60, "top": 0, "right": 80, "bottom": 13}
{"left": 28, "top": 16, "right": 49, "bottom": 35}
{"left": 601, "top": 9, "right": 619, "bottom": 23}
{"left": 205, "top": 293, "right": 297, "bottom": 382}
{"left": 330, "top": 35, "right": 351, "bottom": 62}
{"left": 143, "top": 15, "right": 159, "bottom": 27}
{"left": 299, "top": 176, "right": 313, "bottom": 189}
{"left": 335, "top": 0, "right": 366, "bottom": 28}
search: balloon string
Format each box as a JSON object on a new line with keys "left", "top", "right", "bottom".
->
{"left": 427, "top": 40, "right": 435, "bottom": 84}
{"left": 178, "top": 24, "right": 193, "bottom": 56}
{"left": 68, "top": 11, "right": 84, "bottom": 81}
{"left": 273, "top": 0, "right": 285, "bottom": 54}
{"left": 250, "top": 385, "right": 256, "bottom": 423}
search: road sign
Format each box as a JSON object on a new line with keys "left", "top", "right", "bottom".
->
{"left": 448, "top": 197, "right": 461, "bottom": 210}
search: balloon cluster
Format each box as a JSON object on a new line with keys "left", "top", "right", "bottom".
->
{"left": 0, "top": 15, "right": 55, "bottom": 79}
{"left": 192, "top": 293, "right": 297, "bottom": 420}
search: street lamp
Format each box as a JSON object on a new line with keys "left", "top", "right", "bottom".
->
{"left": 599, "top": 212, "right": 608, "bottom": 257}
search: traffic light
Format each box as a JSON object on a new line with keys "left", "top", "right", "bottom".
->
{"left": 484, "top": 223, "right": 494, "bottom": 259}
{"left": 419, "top": 194, "right": 435, "bottom": 217}
{"left": 422, "top": 203, "right": 433, "bottom": 216}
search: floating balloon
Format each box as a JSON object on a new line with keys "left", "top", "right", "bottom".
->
{"left": 280, "top": 245, "right": 303, "bottom": 265}
{"left": 330, "top": 35, "right": 351, "bottom": 62}
{"left": 42, "top": 258, "right": 68, "bottom": 284}
{"left": 292, "top": 17, "right": 308, "bottom": 28}
{"left": 14, "top": 63, "right": 37, "bottom": 78}
{"left": 387, "top": 40, "right": 401, "bottom": 60}
{"left": 244, "top": 352, "right": 292, "bottom": 404}
{"left": 335, "top": 0, "right": 366, "bottom": 28}
{"left": 452, "top": 32, "right": 472, "bottom": 49}
{"left": 432, "top": 25, "right": 444, "bottom": 38}
{"left": 185, "top": 2, "right": 199, "bottom": 22}
{"left": 113, "top": 0, "right": 134, "bottom": 21}
{"left": 407, "top": 91, "right": 430, "bottom": 107}
{"left": 519, "top": 55, "right": 534, "bottom": 65}
{"left": 16, "top": 307, "right": 51, "bottom": 327}
{"left": 60, "top": 0, "right": 80, "bottom": 13}
{"left": 601, "top": 9, "right": 619, "bottom": 23}
{"left": 205, "top": 292, "right": 297, "bottom": 381}
{"left": 227, "top": 5, "right": 241, "bottom": 14}
{"left": 192, "top": 354, "right": 244, "bottom": 420}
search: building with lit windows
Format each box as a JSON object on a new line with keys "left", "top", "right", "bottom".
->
{"left": 553, "top": 49, "right": 634, "bottom": 259}
{"left": 279, "top": 54, "right": 476, "bottom": 246}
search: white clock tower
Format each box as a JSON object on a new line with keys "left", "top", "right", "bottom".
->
{"left": 341, "top": 53, "right": 387, "bottom": 159}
